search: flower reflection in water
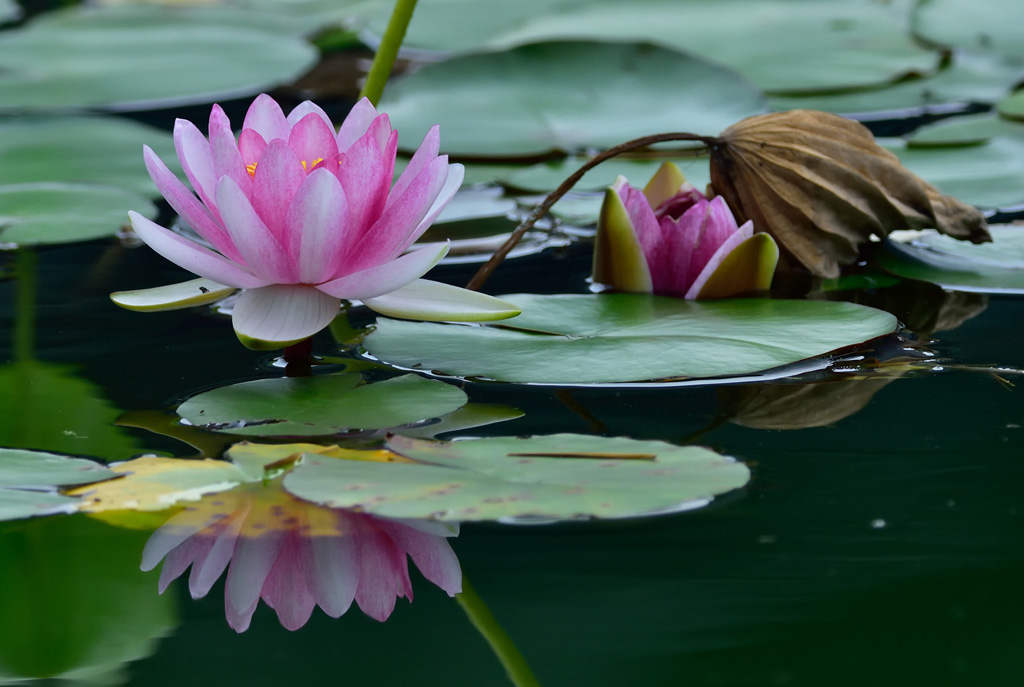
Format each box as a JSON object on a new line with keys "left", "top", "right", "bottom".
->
{"left": 141, "top": 482, "right": 461, "bottom": 632}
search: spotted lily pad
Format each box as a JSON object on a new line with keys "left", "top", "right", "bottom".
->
{"left": 878, "top": 225, "right": 1024, "bottom": 294}
{"left": 282, "top": 434, "right": 750, "bottom": 522}
{"left": 0, "top": 6, "right": 318, "bottom": 112}
{"left": 380, "top": 41, "right": 765, "bottom": 158}
{"left": 0, "top": 449, "right": 115, "bottom": 521}
{"left": 362, "top": 294, "right": 899, "bottom": 385}
{"left": 0, "top": 183, "right": 156, "bottom": 247}
{"left": 176, "top": 373, "right": 469, "bottom": 436}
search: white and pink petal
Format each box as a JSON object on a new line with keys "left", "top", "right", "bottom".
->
{"left": 231, "top": 285, "right": 341, "bottom": 350}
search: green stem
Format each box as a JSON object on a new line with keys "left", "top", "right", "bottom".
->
{"left": 465, "top": 131, "right": 718, "bottom": 291}
{"left": 13, "top": 247, "right": 36, "bottom": 363}
{"left": 359, "top": 0, "right": 418, "bottom": 106}
{"left": 457, "top": 575, "right": 541, "bottom": 687}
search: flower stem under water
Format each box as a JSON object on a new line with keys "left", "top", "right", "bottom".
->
{"left": 456, "top": 574, "right": 541, "bottom": 687}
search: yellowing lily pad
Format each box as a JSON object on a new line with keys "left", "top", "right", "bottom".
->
{"left": 362, "top": 294, "right": 899, "bottom": 385}
{"left": 282, "top": 434, "right": 750, "bottom": 522}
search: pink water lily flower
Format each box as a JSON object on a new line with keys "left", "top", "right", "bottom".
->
{"left": 593, "top": 162, "right": 778, "bottom": 299}
{"left": 141, "top": 483, "right": 461, "bottom": 632}
{"left": 112, "top": 94, "right": 520, "bottom": 348}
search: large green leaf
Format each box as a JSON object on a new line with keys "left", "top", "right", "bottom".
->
{"left": 0, "top": 182, "right": 156, "bottom": 246}
{"left": 176, "top": 373, "right": 469, "bottom": 436}
{"left": 0, "top": 116, "right": 178, "bottom": 197}
{"left": 362, "top": 294, "right": 899, "bottom": 385}
{"left": 502, "top": 155, "right": 711, "bottom": 194}
{"left": 0, "top": 6, "right": 318, "bottom": 112}
{"left": 913, "top": 0, "right": 1024, "bottom": 59}
{"left": 364, "top": 0, "right": 938, "bottom": 94}
{"left": 380, "top": 41, "right": 765, "bottom": 158}
{"left": 877, "top": 226, "right": 1024, "bottom": 294}
{"left": 283, "top": 433, "right": 750, "bottom": 522}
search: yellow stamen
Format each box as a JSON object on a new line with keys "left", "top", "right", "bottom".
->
{"left": 246, "top": 157, "right": 324, "bottom": 178}
{"left": 246, "top": 163, "right": 257, "bottom": 177}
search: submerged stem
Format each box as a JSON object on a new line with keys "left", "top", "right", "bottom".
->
{"left": 359, "top": 0, "right": 419, "bottom": 106}
{"left": 283, "top": 337, "right": 314, "bottom": 377}
{"left": 13, "top": 247, "right": 36, "bottom": 363}
{"left": 457, "top": 575, "right": 541, "bottom": 687}
{"left": 465, "top": 132, "right": 717, "bottom": 291}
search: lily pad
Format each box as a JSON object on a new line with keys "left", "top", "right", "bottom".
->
{"left": 0, "top": 448, "right": 115, "bottom": 521}
{"left": 362, "top": 294, "right": 899, "bottom": 385}
{"left": 366, "top": 0, "right": 939, "bottom": 94}
{"left": 768, "top": 51, "right": 1023, "bottom": 117}
{"left": 886, "top": 130, "right": 1024, "bottom": 209}
{"left": 0, "top": 116, "right": 178, "bottom": 197}
{"left": 913, "top": 0, "right": 1024, "bottom": 59}
{"left": 0, "top": 182, "right": 156, "bottom": 247}
{"left": 283, "top": 434, "right": 750, "bottom": 522}
{"left": 176, "top": 373, "right": 469, "bottom": 436}
{"left": 877, "top": 225, "right": 1024, "bottom": 294}
{"left": 380, "top": 41, "right": 765, "bottom": 158}
{"left": 0, "top": 6, "right": 319, "bottom": 112}
{"left": 997, "top": 90, "right": 1024, "bottom": 123}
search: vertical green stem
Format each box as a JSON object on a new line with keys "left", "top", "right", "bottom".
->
{"left": 359, "top": 0, "right": 419, "bottom": 107}
{"left": 457, "top": 575, "right": 541, "bottom": 687}
{"left": 13, "top": 247, "right": 36, "bottom": 363}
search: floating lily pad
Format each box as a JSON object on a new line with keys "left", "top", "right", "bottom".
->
{"left": 0, "top": 448, "right": 115, "bottom": 521}
{"left": 0, "top": 116, "right": 178, "bottom": 197}
{"left": 0, "top": 6, "right": 318, "bottom": 112}
{"left": 768, "top": 51, "right": 1023, "bottom": 116}
{"left": 886, "top": 130, "right": 1024, "bottom": 209}
{"left": 997, "top": 90, "right": 1024, "bottom": 123}
{"left": 906, "top": 113, "right": 1024, "bottom": 147}
{"left": 913, "top": 0, "right": 1024, "bottom": 59}
{"left": 362, "top": 294, "right": 899, "bottom": 385}
{"left": 176, "top": 373, "right": 469, "bottom": 436}
{"left": 877, "top": 225, "right": 1024, "bottom": 294}
{"left": 283, "top": 434, "right": 750, "bottom": 522}
{"left": 366, "top": 0, "right": 939, "bottom": 94}
{"left": 0, "top": 183, "right": 155, "bottom": 247}
{"left": 71, "top": 456, "right": 250, "bottom": 512}
{"left": 380, "top": 41, "right": 765, "bottom": 158}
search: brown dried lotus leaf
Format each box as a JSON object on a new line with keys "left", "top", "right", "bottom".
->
{"left": 709, "top": 110, "right": 990, "bottom": 278}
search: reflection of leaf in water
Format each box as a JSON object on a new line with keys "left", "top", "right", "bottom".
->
{"left": 141, "top": 480, "right": 460, "bottom": 632}
{"left": 720, "top": 377, "right": 900, "bottom": 431}
{"left": 0, "top": 361, "right": 139, "bottom": 461}
{"left": 0, "top": 448, "right": 115, "bottom": 521}
{"left": 0, "top": 516, "right": 176, "bottom": 684}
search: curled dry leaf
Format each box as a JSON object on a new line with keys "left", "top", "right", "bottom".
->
{"left": 708, "top": 110, "right": 990, "bottom": 278}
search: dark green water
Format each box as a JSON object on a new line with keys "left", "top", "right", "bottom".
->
{"left": 1, "top": 240, "right": 1021, "bottom": 686}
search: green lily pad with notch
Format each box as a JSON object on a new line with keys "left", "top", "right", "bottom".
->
{"left": 282, "top": 433, "right": 750, "bottom": 522}
{"left": 877, "top": 225, "right": 1024, "bottom": 294}
{"left": 176, "top": 373, "right": 469, "bottom": 437}
{"left": 362, "top": 0, "right": 938, "bottom": 94}
{"left": 0, "top": 116, "right": 178, "bottom": 197}
{"left": 0, "top": 5, "right": 318, "bottom": 112}
{"left": 362, "top": 294, "right": 899, "bottom": 385}
{"left": 380, "top": 41, "right": 765, "bottom": 158}
{"left": 0, "top": 448, "right": 115, "bottom": 522}
{"left": 913, "top": 0, "right": 1024, "bottom": 59}
{"left": 0, "top": 183, "right": 156, "bottom": 247}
